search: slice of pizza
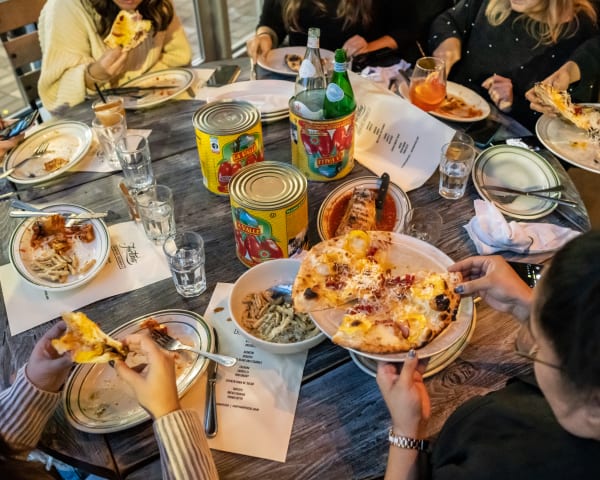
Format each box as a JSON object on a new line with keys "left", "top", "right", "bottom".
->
{"left": 104, "top": 10, "right": 152, "bottom": 51}
{"left": 52, "top": 311, "right": 128, "bottom": 363}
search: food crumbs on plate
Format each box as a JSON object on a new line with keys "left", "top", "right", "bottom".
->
{"left": 226, "top": 317, "right": 232, "bottom": 322}
{"left": 214, "top": 307, "right": 224, "bottom": 313}
{"left": 569, "top": 141, "right": 588, "bottom": 149}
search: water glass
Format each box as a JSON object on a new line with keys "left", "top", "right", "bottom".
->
{"left": 163, "top": 231, "right": 207, "bottom": 297}
{"left": 409, "top": 57, "right": 446, "bottom": 111}
{"left": 116, "top": 134, "right": 155, "bottom": 192}
{"left": 92, "top": 95, "right": 127, "bottom": 127}
{"left": 439, "top": 141, "right": 477, "bottom": 200}
{"left": 135, "top": 184, "right": 175, "bottom": 244}
{"left": 404, "top": 207, "right": 442, "bottom": 244}
{"left": 452, "top": 130, "right": 474, "bottom": 147}
{"left": 92, "top": 113, "right": 126, "bottom": 169}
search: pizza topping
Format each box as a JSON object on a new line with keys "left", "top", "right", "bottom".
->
{"left": 303, "top": 287, "right": 318, "bottom": 299}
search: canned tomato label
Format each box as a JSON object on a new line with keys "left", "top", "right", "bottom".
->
{"left": 193, "top": 100, "right": 264, "bottom": 195}
{"left": 289, "top": 97, "right": 355, "bottom": 181}
{"left": 229, "top": 162, "right": 309, "bottom": 267}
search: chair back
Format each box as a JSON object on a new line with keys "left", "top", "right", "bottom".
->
{"left": 0, "top": 0, "right": 47, "bottom": 112}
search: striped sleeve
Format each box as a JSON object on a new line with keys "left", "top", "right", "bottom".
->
{"left": 153, "top": 409, "right": 219, "bottom": 480}
{"left": 0, "top": 366, "right": 61, "bottom": 455}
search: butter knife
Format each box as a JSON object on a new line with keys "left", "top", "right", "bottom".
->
{"left": 481, "top": 185, "right": 577, "bottom": 207}
{"left": 375, "top": 172, "right": 390, "bottom": 222}
{"left": 9, "top": 211, "right": 108, "bottom": 219}
{"left": 204, "top": 330, "right": 219, "bottom": 438}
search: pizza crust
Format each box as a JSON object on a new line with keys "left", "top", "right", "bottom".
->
{"left": 104, "top": 10, "right": 152, "bottom": 52}
{"left": 284, "top": 53, "right": 302, "bottom": 72}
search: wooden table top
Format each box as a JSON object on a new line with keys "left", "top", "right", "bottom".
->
{"left": 0, "top": 59, "right": 589, "bottom": 480}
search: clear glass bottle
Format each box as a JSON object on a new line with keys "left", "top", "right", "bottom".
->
{"left": 323, "top": 48, "right": 356, "bottom": 119}
{"left": 292, "top": 27, "right": 326, "bottom": 120}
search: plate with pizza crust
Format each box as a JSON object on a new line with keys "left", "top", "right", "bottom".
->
{"left": 120, "top": 68, "right": 194, "bottom": 109}
{"left": 306, "top": 232, "right": 474, "bottom": 363}
{"left": 258, "top": 46, "right": 334, "bottom": 77}
{"left": 63, "top": 309, "right": 213, "bottom": 433}
{"left": 430, "top": 82, "right": 490, "bottom": 123}
{"left": 3, "top": 121, "right": 93, "bottom": 185}
{"left": 535, "top": 110, "right": 600, "bottom": 174}
{"left": 8, "top": 203, "right": 110, "bottom": 291}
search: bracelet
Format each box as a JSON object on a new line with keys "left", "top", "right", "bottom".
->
{"left": 388, "top": 428, "right": 429, "bottom": 451}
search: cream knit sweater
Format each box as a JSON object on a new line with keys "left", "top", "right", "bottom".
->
{"left": 38, "top": 0, "right": 191, "bottom": 114}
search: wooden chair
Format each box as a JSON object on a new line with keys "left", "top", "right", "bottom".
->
{"left": 0, "top": 0, "right": 47, "bottom": 113}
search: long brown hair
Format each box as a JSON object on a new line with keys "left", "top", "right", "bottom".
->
{"left": 283, "top": 0, "right": 373, "bottom": 33}
{"left": 485, "top": 0, "right": 597, "bottom": 44}
{"left": 86, "top": 0, "right": 174, "bottom": 37}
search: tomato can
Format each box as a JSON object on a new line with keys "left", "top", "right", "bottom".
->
{"left": 193, "top": 100, "right": 264, "bottom": 195}
{"left": 229, "top": 161, "right": 309, "bottom": 267}
{"left": 289, "top": 92, "right": 355, "bottom": 181}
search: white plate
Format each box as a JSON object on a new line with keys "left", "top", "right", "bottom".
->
{"left": 317, "top": 176, "right": 411, "bottom": 241}
{"left": 9, "top": 203, "right": 110, "bottom": 291}
{"left": 472, "top": 145, "right": 561, "bottom": 219}
{"left": 430, "top": 81, "right": 490, "bottom": 123}
{"left": 197, "top": 80, "right": 293, "bottom": 115}
{"left": 63, "top": 309, "right": 213, "bottom": 433}
{"left": 3, "top": 121, "right": 92, "bottom": 185}
{"left": 309, "top": 233, "right": 474, "bottom": 362}
{"left": 535, "top": 111, "right": 600, "bottom": 174}
{"left": 121, "top": 68, "right": 194, "bottom": 109}
{"left": 258, "top": 46, "right": 334, "bottom": 77}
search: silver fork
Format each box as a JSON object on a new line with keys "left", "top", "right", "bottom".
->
{"left": 0, "top": 141, "right": 49, "bottom": 179}
{"left": 149, "top": 329, "right": 237, "bottom": 367}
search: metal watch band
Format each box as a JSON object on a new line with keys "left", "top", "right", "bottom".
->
{"left": 388, "top": 428, "right": 429, "bottom": 451}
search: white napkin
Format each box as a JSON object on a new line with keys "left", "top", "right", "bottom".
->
{"left": 360, "top": 60, "right": 411, "bottom": 89}
{"left": 465, "top": 200, "right": 580, "bottom": 254}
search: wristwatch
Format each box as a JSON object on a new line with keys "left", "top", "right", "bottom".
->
{"left": 388, "top": 428, "right": 429, "bottom": 451}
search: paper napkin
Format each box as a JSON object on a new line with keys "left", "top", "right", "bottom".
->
{"left": 465, "top": 199, "right": 581, "bottom": 254}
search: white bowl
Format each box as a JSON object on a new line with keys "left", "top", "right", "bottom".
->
{"left": 229, "top": 259, "right": 326, "bottom": 354}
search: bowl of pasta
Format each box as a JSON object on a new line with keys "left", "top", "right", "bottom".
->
{"left": 228, "top": 259, "right": 326, "bottom": 354}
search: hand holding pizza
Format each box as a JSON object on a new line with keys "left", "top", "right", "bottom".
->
{"left": 114, "top": 334, "right": 181, "bottom": 419}
{"left": 448, "top": 256, "right": 533, "bottom": 323}
{"left": 86, "top": 48, "right": 129, "bottom": 85}
{"left": 26, "top": 321, "right": 74, "bottom": 393}
{"left": 525, "top": 61, "right": 581, "bottom": 115}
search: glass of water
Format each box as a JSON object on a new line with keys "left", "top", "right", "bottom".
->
{"left": 403, "top": 207, "right": 442, "bottom": 244}
{"left": 116, "top": 134, "right": 155, "bottom": 192}
{"left": 135, "top": 184, "right": 175, "bottom": 244}
{"left": 163, "top": 231, "right": 207, "bottom": 297}
{"left": 439, "top": 141, "right": 477, "bottom": 200}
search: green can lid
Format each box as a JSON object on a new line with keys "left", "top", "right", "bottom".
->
{"left": 193, "top": 100, "right": 260, "bottom": 135}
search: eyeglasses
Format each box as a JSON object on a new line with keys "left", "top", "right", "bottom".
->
{"left": 514, "top": 340, "right": 562, "bottom": 370}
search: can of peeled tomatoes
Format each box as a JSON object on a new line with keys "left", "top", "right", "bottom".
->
{"left": 229, "top": 162, "right": 309, "bottom": 267}
{"left": 193, "top": 100, "right": 264, "bottom": 195}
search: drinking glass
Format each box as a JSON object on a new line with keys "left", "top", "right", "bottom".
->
{"left": 92, "top": 95, "right": 127, "bottom": 127}
{"left": 116, "top": 134, "right": 155, "bottom": 193}
{"left": 135, "top": 184, "right": 175, "bottom": 244}
{"left": 92, "top": 113, "right": 126, "bottom": 169}
{"left": 163, "top": 231, "right": 207, "bottom": 297}
{"left": 409, "top": 57, "right": 446, "bottom": 112}
{"left": 404, "top": 207, "right": 442, "bottom": 244}
{"left": 438, "top": 141, "right": 477, "bottom": 200}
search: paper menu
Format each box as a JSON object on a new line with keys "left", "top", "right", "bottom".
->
{"left": 351, "top": 72, "right": 456, "bottom": 192}
{"left": 197, "top": 282, "right": 307, "bottom": 462}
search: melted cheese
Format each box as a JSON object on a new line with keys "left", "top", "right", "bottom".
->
{"left": 339, "top": 314, "right": 372, "bottom": 334}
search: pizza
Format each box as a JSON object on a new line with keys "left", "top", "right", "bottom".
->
{"left": 533, "top": 83, "right": 600, "bottom": 142}
{"left": 104, "top": 10, "right": 152, "bottom": 51}
{"left": 435, "top": 94, "right": 483, "bottom": 119}
{"left": 284, "top": 53, "right": 302, "bottom": 72}
{"left": 52, "top": 312, "right": 128, "bottom": 363}
{"left": 292, "top": 230, "right": 462, "bottom": 353}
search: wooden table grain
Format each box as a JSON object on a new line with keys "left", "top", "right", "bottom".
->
{"left": 0, "top": 59, "right": 588, "bottom": 480}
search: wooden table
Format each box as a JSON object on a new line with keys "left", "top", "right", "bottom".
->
{"left": 0, "top": 59, "right": 590, "bottom": 479}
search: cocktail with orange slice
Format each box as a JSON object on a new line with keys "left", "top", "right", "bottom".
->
{"left": 409, "top": 57, "right": 446, "bottom": 112}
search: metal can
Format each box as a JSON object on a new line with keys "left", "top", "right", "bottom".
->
{"left": 193, "top": 100, "right": 264, "bottom": 195}
{"left": 229, "top": 162, "right": 309, "bottom": 268}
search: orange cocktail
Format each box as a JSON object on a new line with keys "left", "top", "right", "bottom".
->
{"left": 409, "top": 57, "right": 446, "bottom": 112}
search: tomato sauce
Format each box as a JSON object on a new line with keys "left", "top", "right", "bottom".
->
{"left": 326, "top": 188, "right": 397, "bottom": 238}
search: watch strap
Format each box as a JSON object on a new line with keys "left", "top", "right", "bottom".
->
{"left": 388, "top": 428, "right": 429, "bottom": 451}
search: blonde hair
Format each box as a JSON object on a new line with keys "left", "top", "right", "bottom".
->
{"left": 485, "top": 0, "right": 597, "bottom": 44}
{"left": 283, "top": 0, "right": 373, "bottom": 33}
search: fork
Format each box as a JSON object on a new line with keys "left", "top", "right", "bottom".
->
{"left": 149, "top": 329, "right": 237, "bottom": 367}
{"left": 0, "top": 142, "right": 49, "bottom": 179}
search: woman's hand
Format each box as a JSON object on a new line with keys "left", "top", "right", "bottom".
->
{"left": 246, "top": 30, "right": 274, "bottom": 62}
{"left": 432, "top": 37, "right": 461, "bottom": 76}
{"left": 86, "top": 48, "right": 129, "bottom": 85}
{"left": 114, "top": 334, "right": 181, "bottom": 419}
{"left": 525, "top": 61, "right": 581, "bottom": 114}
{"left": 482, "top": 74, "right": 513, "bottom": 111}
{"left": 449, "top": 255, "right": 533, "bottom": 322}
{"left": 376, "top": 352, "right": 430, "bottom": 438}
{"left": 343, "top": 35, "right": 368, "bottom": 57}
{"left": 26, "top": 321, "right": 73, "bottom": 393}
{"left": 0, "top": 135, "right": 24, "bottom": 158}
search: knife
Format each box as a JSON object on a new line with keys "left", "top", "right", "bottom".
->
{"left": 481, "top": 185, "right": 578, "bottom": 207}
{"left": 104, "top": 85, "right": 176, "bottom": 94}
{"left": 375, "top": 172, "right": 390, "bottom": 222}
{"left": 9, "top": 211, "right": 108, "bottom": 219}
{"left": 204, "top": 330, "right": 219, "bottom": 438}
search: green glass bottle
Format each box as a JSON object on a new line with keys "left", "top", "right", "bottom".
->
{"left": 323, "top": 49, "right": 356, "bottom": 119}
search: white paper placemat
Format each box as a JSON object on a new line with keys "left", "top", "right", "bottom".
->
{"left": 2, "top": 221, "right": 171, "bottom": 335}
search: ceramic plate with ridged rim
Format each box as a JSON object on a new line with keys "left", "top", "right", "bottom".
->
{"left": 429, "top": 81, "right": 490, "bottom": 123}
{"left": 121, "top": 68, "right": 194, "bottom": 109}
{"left": 3, "top": 121, "right": 92, "bottom": 185}
{"left": 63, "top": 309, "right": 213, "bottom": 433}
{"left": 472, "top": 145, "right": 561, "bottom": 219}
{"left": 309, "top": 232, "right": 474, "bottom": 362}
{"left": 9, "top": 203, "right": 110, "bottom": 291}
{"left": 258, "top": 46, "right": 334, "bottom": 77}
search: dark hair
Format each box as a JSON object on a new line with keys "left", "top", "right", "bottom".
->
{"left": 537, "top": 230, "right": 600, "bottom": 393}
{"left": 87, "top": 0, "right": 174, "bottom": 38}
{"left": 0, "top": 436, "right": 58, "bottom": 479}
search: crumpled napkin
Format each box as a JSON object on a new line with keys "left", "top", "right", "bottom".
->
{"left": 360, "top": 60, "right": 411, "bottom": 89}
{"left": 465, "top": 200, "right": 581, "bottom": 255}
